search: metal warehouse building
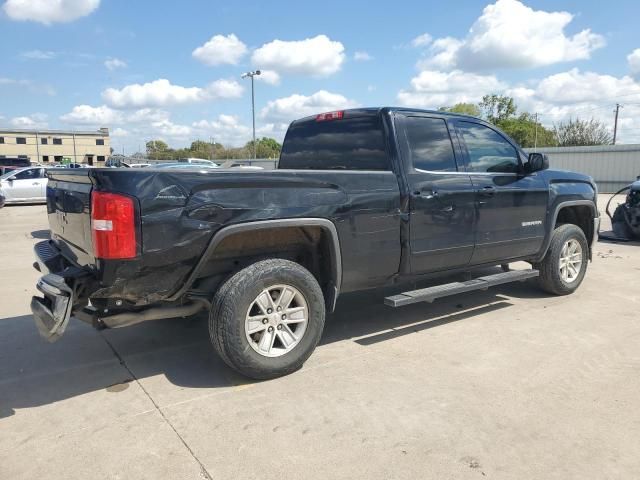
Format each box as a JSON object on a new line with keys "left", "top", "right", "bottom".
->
{"left": 0, "top": 127, "right": 111, "bottom": 166}
{"left": 527, "top": 144, "right": 640, "bottom": 193}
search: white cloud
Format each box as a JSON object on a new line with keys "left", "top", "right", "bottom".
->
{"left": 101, "top": 78, "right": 243, "bottom": 108}
{"left": 60, "top": 105, "right": 173, "bottom": 127}
{"left": 421, "top": 0, "right": 604, "bottom": 71}
{"left": 192, "top": 33, "right": 248, "bottom": 66}
{"left": 3, "top": 0, "right": 100, "bottom": 24}
{"left": 111, "top": 127, "right": 129, "bottom": 137}
{"left": 255, "top": 70, "right": 281, "bottom": 85}
{"left": 261, "top": 90, "right": 359, "bottom": 123}
{"left": 192, "top": 114, "right": 250, "bottom": 146}
{"left": 354, "top": 51, "right": 373, "bottom": 61}
{"left": 629, "top": 49, "right": 640, "bottom": 76}
{"left": 411, "top": 33, "right": 432, "bottom": 48}
{"left": 60, "top": 104, "right": 122, "bottom": 124}
{"left": 104, "top": 58, "right": 127, "bottom": 71}
{"left": 534, "top": 68, "right": 640, "bottom": 104}
{"left": 397, "top": 70, "right": 506, "bottom": 107}
{"left": 151, "top": 119, "right": 192, "bottom": 137}
{"left": 20, "top": 50, "right": 57, "bottom": 60}
{"left": 0, "top": 77, "right": 56, "bottom": 96}
{"left": 10, "top": 113, "right": 48, "bottom": 129}
{"left": 252, "top": 35, "right": 345, "bottom": 77}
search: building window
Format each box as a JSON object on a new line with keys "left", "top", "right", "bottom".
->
{"left": 96, "top": 139, "right": 105, "bottom": 146}
{"left": 54, "top": 156, "right": 63, "bottom": 162}
{"left": 17, "top": 137, "right": 26, "bottom": 144}
{"left": 97, "top": 155, "right": 105, "bottom": 162}
{"left": 0, "top": 137, "right": 4, "bottom": 144}
{"left": 53, "top": 138, "right": 62, "bottom": 145}
{"left": 41, "top": 138, "right": 48, "bottom": 145}
{"left": 42, "top": 156, "right": 50, "bottom": 163}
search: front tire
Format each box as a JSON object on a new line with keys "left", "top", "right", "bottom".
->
{"left": 535, "top": 224, "right": 589, "bottom": 295}
{"left": 209, "top": 259, "right": 325, "bottom": 379}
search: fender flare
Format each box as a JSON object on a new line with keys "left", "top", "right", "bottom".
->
{"left": 536, "top": 200, "right": 598, "bottom": 262}
{"left": 166, "top": 218, "right": 343, "bottom": 310}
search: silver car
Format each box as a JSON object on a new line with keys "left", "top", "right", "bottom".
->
{"left": 0, "top": 167, "right": 48, "bottom": 205}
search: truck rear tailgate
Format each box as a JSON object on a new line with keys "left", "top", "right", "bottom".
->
{"left": 46, "top": 169, "right": 95, "bottom": 267}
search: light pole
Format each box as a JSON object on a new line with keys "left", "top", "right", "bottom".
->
{"left": 241, "top": 70, "right": 261, "bottom": 159}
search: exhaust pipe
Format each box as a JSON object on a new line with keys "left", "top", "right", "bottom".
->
{"left": 100, "top": 298, "right": 208, "bottom": 328}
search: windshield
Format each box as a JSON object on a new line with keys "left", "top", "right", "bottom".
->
{"left": 0, "top": 169, "right": 21, "bottom": 180}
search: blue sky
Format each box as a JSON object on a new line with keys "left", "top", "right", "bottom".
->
{"left": 1, "top": 0, "right": 640, "bottom": 153}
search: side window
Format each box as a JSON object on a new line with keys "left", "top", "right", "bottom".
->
{"left": 458, "top": 122, "right": 519, "bottom": 173}
{"left": 14, "top": 169, "right": 37, "bottom": 180}
{"left": 401, "top": 117, "right": 457, "bottom": 172}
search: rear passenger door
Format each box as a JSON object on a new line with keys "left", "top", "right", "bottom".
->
{"left": 453, "top": 120, "right": 548, "bottom": 264}
{"left": 396, "top": 114, "right": 476, "bottom": 274}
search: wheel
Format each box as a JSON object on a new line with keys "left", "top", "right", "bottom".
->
{"left": 209, "top": 259, "right": 325, "bottom": 379}
{"left": 535, "top": 224, "right": 589, "bottom": 295}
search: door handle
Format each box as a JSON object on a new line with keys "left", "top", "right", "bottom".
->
{"left": 32, "top": 182, "right": 40, "bottom": 185}
{"left": 441, "top": 205, "right": 454, "bottom": 212}
{"left": 479, "top": 186, "right": 496, "bottom": 196}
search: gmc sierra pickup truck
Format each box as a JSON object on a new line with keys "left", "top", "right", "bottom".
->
{"left": 31, "top": 107, "right": 599, "bottom": 379}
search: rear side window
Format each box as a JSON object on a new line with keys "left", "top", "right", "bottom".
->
{"left": 400, "top": 116, "right": 457, "bottom": 172}
{"left": 279, "top": 116, "right": 388, "bottom": 170}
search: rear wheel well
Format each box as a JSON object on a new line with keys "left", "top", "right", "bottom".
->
{"left": 555, "top": 205, "right": 594, "bottom": 245}
{"left": 192, "top": 226, "right": 336, "bottom": 306}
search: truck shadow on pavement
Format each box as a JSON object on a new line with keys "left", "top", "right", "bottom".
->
{"left": 0, "top": 274, "right": 544, "bottom": 418}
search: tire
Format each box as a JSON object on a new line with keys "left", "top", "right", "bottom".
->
{"left": 535, "top": 224, "right": 589, "bottom": 295}
{"left": 209, "top": 259, "right": 325, "bottom": 380}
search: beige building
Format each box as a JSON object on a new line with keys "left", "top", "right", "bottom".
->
{"left": 0, "top": 127, "right": 111, "bottom": 166}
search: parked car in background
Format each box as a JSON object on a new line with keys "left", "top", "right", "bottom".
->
{"left": 153, "top": 162, "right": 220, "bottom": 170}
{"left": 0, "top": 192, "right": 5, "bottom": 208}
{"left": 0, "top": 157, "right": 31, "bottom": 170}
{"left": 0, "top": 166, "right": 48, "bottom": 206}
{"left": 178, "top": 158, "right": 219, "bottom": 166}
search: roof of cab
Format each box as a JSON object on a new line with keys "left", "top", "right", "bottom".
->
{"left": 290, "top": 107, "right": 481, "bottom": 125}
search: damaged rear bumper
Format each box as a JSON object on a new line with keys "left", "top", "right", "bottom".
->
{"left": 31, "top": 274, "right": 74, "bottom": 342}
{"left": 30, "top": 240, "right": 92, "bottom": 342}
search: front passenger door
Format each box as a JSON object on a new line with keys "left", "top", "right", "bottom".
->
{"left": 396, "top": 114, "right": 476, "bottom": 274}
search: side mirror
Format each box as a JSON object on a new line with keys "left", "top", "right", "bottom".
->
{"left": 525, "top": 152, "right": 549, "bottom": 173}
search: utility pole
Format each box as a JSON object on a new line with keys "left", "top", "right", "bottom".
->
{"left": 534, "top": 112, "right": 539, "bottom": 150}
{"left": 613, "top": 103, "right": 622, "bottom": 145}
{"left": 72, "top": 132, "right": 77, "bottom": 164}
{"left": 241, "top": 70, "right": 261, "bottom": 159}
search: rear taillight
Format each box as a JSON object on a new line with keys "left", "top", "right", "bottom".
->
{"left": 91, "top": 191, "right": 137, "bottom": 259}
{"left": 315, "top": 110, "right": 344, "bottom": 122}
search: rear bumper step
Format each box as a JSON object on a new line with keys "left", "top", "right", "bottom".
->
{"left": 384, "top": 269, "right": 539, "bottom": 307}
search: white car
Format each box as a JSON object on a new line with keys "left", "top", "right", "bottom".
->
{"left": 0, "top": 167, "right": 48, "bottom": 205}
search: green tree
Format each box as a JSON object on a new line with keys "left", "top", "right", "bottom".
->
{"left": 553, "top": 118, "right": 612, "bottom": 146}
{"left": 145, "top": 140, "right": 171, "bottom": 160}
{"left": 499, "top": 113, "right": 557, "bottom": 148}
{"left": 439, "top": 103, "right": 481, "bottom": 117}
{"left": 479, "top": 94, "right": 517, "bottom": 124}
{"left": 245, "top": 137, "right": 282, "bottom": 158}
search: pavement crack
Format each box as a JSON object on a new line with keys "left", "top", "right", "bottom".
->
{"left": 99, "top": 332, "right": 214, "bottom": 480}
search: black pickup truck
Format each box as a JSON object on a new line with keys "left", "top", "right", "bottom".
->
{"left": 31, "top": 107, "right": 599, "bottom": 379}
